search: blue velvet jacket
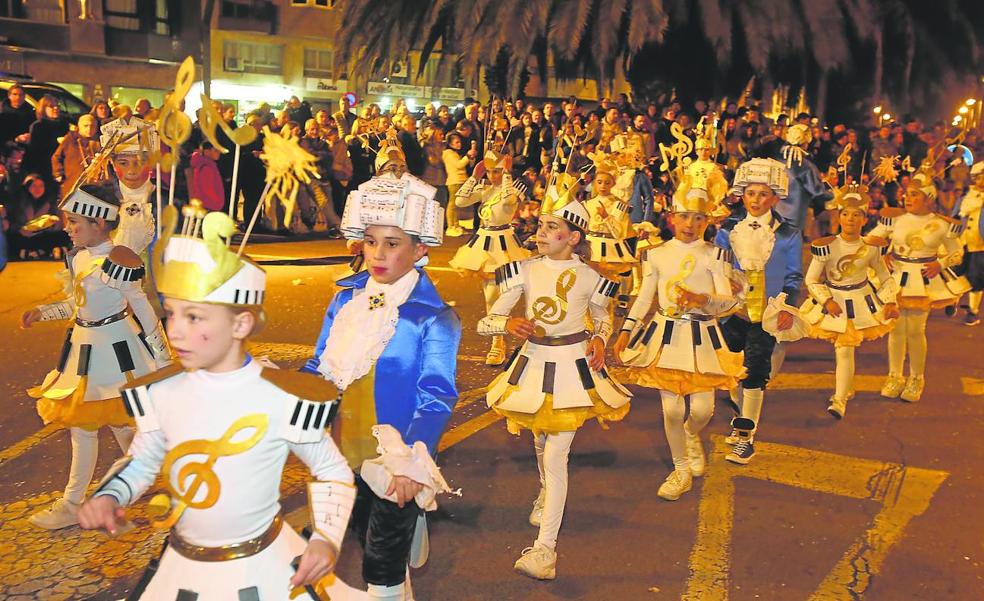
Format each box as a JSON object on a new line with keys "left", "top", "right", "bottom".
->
{"left": 769, "top": 145, "right": 833, "bottom": 230}
{"left": 714, "top": 208, "right": 804, "bottom": 302}
{"left": 301, "top": 269, "right": 462, "bottom": 454}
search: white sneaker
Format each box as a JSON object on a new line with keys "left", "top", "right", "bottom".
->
{"left": 529, "top": 488, "right": 545, "bottom": 527}
{"left": 827, "top": 396, "right": 847, "bottom": 419}
{"left": 900, "top": 375, "right": 925, "bottom": 403}
{"left": 880, "top": 374, "right": 906, "bottom": 398}
{"left": 29, "top": 498, "right": 80, "bottom": 530}
{"left": 514, "top": 543, "right": 557, "bottom": 580}
{"left": 485, "top": 336, "right": 507, "bottom": 366}
{"left": 685, "top": 430, "right": 706, "bottom": 477}
{"left": 657, "top": 469, "right": 693, "bottom": 501}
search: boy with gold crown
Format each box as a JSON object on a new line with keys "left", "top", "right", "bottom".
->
{"left": 614, "top": 179, "right": 744, "bottom": 502}
{"left": 800, "top": 184, "right": 900, "bottom": 418}
{"left": 23, "top": 183, "right": 170, "bottom": 530}
{"left": 77, "top": 203, "right": 364, "bottom": 600}
{"left": 303, "top": 163, "right": 460, "bottom": 601}
{"left": 450, "top": 149, "right": 531, "bottom": 365}
{"left": 100, "top": 113, "right": 160, "bottom": 255}
{"left": 584, "top": 150, "right": 637, "bottom": 315}
{"left": 714, "top": 157, "right": 803, "bottom": 466}
{"left": 480, "top": 184, "right": 630, "bottom": 580}
{"left": 866, "top": 166, "right": 969, "bottom": 402}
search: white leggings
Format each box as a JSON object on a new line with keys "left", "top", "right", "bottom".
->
{"left": 659, "top": 391, "right": 715, "bottom": 471}
{"left": 533, "top": 430, "right": 577, "bottom": 550}
{"left": 834, "top": 345, "right": 856, "bottom": 400}
{"left": 64, "top": 426, "right": 134, "bottom": 504}
{"left": 887, "top": 309, "right": 929, "bottom": 377}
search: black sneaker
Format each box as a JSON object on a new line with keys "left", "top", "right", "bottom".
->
{"left": 726, "top": 440, "right": 755, "bottom": 465}
{"left": 945, "top": 305, "right": 957, "bottom": 317}
{"left": 964, "top": 312, "right": 980, "bottom": 326}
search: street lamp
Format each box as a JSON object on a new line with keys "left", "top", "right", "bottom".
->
{"left": 966, "top": 98, "right": 977, "bottom": 106}
{"left": 959, "top": 106, "right": 969, "bottom": 115}
{"left": 873, "top": 105, "right": 882, "bottom": 115}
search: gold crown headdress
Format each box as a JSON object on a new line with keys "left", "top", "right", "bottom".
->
{"left": 153, "top": 202, "right": 266, "bottom": 306}
{"left": 826, "top": 183, "right": 871, "bottom": 211}
{"left": 542, "top": 172, "right": 589, "bottom": 230}
{"left": 99, "top": 115, "right": 159, "bottom": 158}
{"left": 482, "top": 148, "right": 508, "bottom": 170}
{"left": 588, "top": 150, "right": 618, "bottom": 178}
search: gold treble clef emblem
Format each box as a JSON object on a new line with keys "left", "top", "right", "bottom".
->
{"left": 833, "top": 246, "right": 868, "bottom": 280}
{"left": 665, "top": 254, "right": 697, "bottom": 317}
{"left": 148, "top": 413, "right": 268, "bottom": 529}
{"left": 531, "top": 268, "right": 578, "bottom": 336}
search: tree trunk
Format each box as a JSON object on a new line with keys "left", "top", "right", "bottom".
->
{"left": 873, "top": 26, "right": 883, "bottom": 103}
{"left": 202, "top": 0, "right": 216, "bottom": 97}
{"left": 901, "top": 18, "right": 915, "bottom": 112}
{"left": 816, "top": 69, "right": 829, "bottom": 121}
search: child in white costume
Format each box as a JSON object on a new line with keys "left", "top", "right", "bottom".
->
{"left": 867, "top": 169, "right": 969, "bottom": 402}
{"left": 450, "top": 149, "right": 531, "bottom": 365}
{"left": 23, "top": 183, "right": 170, "bottom": 530}
{"left": 800, "top": 184, "right": 900, "bottom": 418}
{"left": 78, "top": 204, "right": 364, "bottom": 600}
{"left": 614, "top": 183, "right": 744, "bottom": 501}
{"left": 479, "top": 191, "right": 630, "bottom": 580}
{"left": 584, "top": 151, "right": 637, "bottom": 315}
{"left": 953, "top": 161, "right": 984, "bottom": 325}
{"left": 101, "top": 114, "right": 160, "bottom": 255}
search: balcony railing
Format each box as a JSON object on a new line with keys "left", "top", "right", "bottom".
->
{"left": 218, "top": 0, "right": 276, "bottom": 34}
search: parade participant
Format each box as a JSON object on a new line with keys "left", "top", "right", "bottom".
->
{"left": 480, "top": 188, "right": 630, "bottom": 580}
{"left": 771, "top": 123, "right": 833, "bottom": 233}
{"left": 303, "top": 165, "right": 460, "bottom": 601}
{"left": 611, "top": 131, "right": 659, "bottom": 295}
{"left": 953, "top": 161, "right": 984, "bottom": 326}
{"left": 800, "top": 184, "right": 900, "bottom": 418}
{"left": 22, "top": 183, "right": 169, "bottom": 530}
{"left": 450, "top": 149, "right": 530, "bottom": 365}
{"left": 614, "top": 181, "right": 743, "bottom": 501}
{"left": 867, "top": 167, "right": 968, "bottom": 402}
{"left": 714, "top": 158, "right": 802, "bottom": 465}
{"left": 78, "top": 203, "right": 363, "bottom": 600}
{"left": 584, "top": 151, "right": 636, "bottom": 315}
{"left": 100, "top": 114, "right": 160, "bottom": 255}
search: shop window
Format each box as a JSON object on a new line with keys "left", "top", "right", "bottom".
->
{"left": 223, "top": 40, "right": 284, "bottom": 75}
{"left": 303, "top": 48, "right": 333, "bottom": 79}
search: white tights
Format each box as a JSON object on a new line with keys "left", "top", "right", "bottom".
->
{"left": 887, "top": 309, "right": 929, "bottom": 377}
{"left": 533, "top": 430, "right": 577, "bottom": 550}
{"left": 659, "top": 391, "right": 715, "bottom": 471}
{"left": 834, "top": 345, "right": 856, "bottom": 400}
{"left": 64, "top": 426, "right": 134, "bottom": 504}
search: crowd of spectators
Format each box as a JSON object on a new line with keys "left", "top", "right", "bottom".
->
{"left": 1, "top": 84, "right": 980, "bottom": 263}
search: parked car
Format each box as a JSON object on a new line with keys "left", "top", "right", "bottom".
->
{"left": 0, "top": 77, "right": 90, "bottom": 121}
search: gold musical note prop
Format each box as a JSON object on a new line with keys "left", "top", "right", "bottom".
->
{"left": 657, "top": 123, "right": 694, "bottom": 185}
{"left": 530, "top": 268, "right": 578, "bottom": 336}
{"left": 836, "top": 143, "right": 853, "bottom": 184}
{"left": 156, "top": 56, "right": 195, "bottom": 206}
{"left": 665, "top": 254, "right": 697, "bottom": 317}
{"left": 148, "top": 413, "right": 269, "bottom": 529}
{"left": 196, "top": 93, "right": 259, "bottom": 218}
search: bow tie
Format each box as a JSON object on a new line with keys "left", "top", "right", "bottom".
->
{"left": 748, "top": 221, "right": 761, "bottom": 229}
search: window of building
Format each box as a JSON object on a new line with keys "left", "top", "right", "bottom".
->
{"left": 223, "top": 40, "right": 284, "bottom": 76}
{"left": 154, "top": 0, "right": 170, "bottom": 35}
{"left": 104, "top": 0, "right": 140, "bottom": 30}
{"left": 303, "top": 48, "right": 333, "bottom": 79}
{"left": 290, "top": 0, "right": 335, "bottom": 8}
{"left": 0, "top": 0, "right": 64, "bottom": 23}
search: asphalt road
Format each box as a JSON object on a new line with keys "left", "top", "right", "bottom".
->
{"left": 0, "top": 236, "right": 981, "bottom": 600}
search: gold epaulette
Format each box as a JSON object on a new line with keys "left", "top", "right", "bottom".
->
{"left": 811, "top": 236, "right": 836, "bottom": 257}
{"left": 121, "top": 362, "right": 184, "bottom": 393}
{"left": 260, "top": 368, "right": 338, "bottom": 403}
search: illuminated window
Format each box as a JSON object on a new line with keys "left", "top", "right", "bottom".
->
{"left": 223, "top": 40, "right": 284, "bottom": 75}
{"left": 290, "top": 0, "right": 335, "bottom": 8}
{"left": 303, "top": 48, "right": 333, "bottom": 79}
